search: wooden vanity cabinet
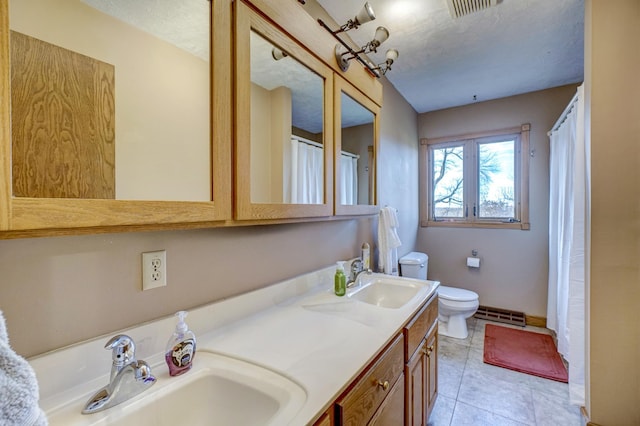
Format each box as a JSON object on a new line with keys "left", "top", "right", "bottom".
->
{"left": 313, "top": 410, "right": 333, "bottom": 426}
{"left": 317, "top": 293, "right": 438, "bottom": 426}
{"left": 336, "top": 334, "right": 405, "bottom": 425}
{"left": 369, "top": 374, "right": 405, "bottom": 425}
{"left": 404, "top": 295, "right": 438, "bottom": 425}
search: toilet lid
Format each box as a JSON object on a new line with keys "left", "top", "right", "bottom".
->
{"left": 438, "top": 286, "right": 478, "bottom": 302}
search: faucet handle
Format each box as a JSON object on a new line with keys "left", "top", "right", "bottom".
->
{"left": 105, "top": 334, "right": 136, "bottom": 367}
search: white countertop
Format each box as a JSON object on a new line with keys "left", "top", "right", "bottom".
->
{"left": 30, "top": 263, "right": 439, "bottom": 425}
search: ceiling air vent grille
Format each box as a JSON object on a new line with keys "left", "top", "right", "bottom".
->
{"left": 446, "top": 0, "right": 500, "bottom": 18}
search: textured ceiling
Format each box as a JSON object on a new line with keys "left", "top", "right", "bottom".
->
{"left": 317, "top": 0, "right": 584, "bottom": 113}
{"left": 82, "top": 0, "right": 209, "bottom": 60}
{"left": 81, "top": 0, "right": 584, "bottom": 118}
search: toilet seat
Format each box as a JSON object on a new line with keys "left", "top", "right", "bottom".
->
{"left": 438, "top": 285, "right": 478, "bottom": 302}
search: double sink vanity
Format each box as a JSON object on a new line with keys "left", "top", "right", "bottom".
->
{"left": 32, "top": 265, "right": 439, "bottom": 425}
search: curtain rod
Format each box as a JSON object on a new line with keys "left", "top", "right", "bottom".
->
{"left": 548, "top": 92, "right": 579, "bottom": 137}
{"left": 292, "top": 135, "right": 359, "bottom": 159}
{"left": 292, "top": 135, "right": 323, "bottom": 149}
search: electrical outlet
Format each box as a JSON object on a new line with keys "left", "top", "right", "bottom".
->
{"left": 142, "top": 250, "right": 167, "bottom": 290}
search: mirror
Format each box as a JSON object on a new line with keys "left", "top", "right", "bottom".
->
{"left": 339, "top": 92, "right": 374, "bottom": 206}
{"left": 249, "top": 30, "right": 324, "bottom": 204}
{"left": 235, "top": 2, "right": 333, "bottom": 220}
{"left": 335, "top": 78, "right": 380, "bottom": 215}
{"left": 9, "top": 0, "right": 211, "bottom": 201}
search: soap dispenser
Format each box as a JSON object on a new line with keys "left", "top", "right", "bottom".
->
{"left": 334, "top": 261, "right": 346, "bottom": 296}
{"left": 165, "top": 311, "right": 196, "bottom": 376}
{"left": 361, "top": 243, "right": 371, "bottom": 270}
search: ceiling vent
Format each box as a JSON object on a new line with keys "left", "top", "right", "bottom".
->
{"left": 446, "top": 0, "right": 501, "bottom": 19}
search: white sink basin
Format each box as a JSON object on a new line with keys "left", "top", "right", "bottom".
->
{"left": 47, "top": 352, "right": 306, "bottom": 426}
{"left": 347, "top": 276, "right": 429, "bottom": 309}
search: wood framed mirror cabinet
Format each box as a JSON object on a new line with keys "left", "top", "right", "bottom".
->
{"left": 234, "top": 0, "right": 334, "bottom": 220}
{"left": 0, "top": 0, "right": 383, "bottom": 238}
{"left": 0, "top": 0, "right": 232, "bottom": 237}
{"left": 334, "top": 76, "right": 380, "bottom": 216}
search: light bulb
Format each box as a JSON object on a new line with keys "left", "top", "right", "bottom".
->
{"left": 355, "top": 2, "right": 376, "bottom": 26}
{"left": 386, "top": 49, "right": 399, "bottom": 63}
{"left": 373, "top": 26, "right": 389, "bottom": 45}
{"left": 271, "top": 47, "right": 288, "bottom": 61}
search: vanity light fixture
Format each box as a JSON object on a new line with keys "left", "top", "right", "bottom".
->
{"left": 317, "top": 2, "right": 399, "bottom": 78}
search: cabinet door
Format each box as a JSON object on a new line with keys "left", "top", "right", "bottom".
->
{"left": 334, "top": 76, "right": 381, "bottom": 216}
{"left": 337, "top": 334, "right": 404, "bottom": 426}
{"left": 425, "top": 325, "right": 438, "bottom": 418}
{"left": 1, "top": 0, "right": 233, "bottom": 235}
{"left": 370, "top": 374, "right": 405, "bottom": 426}
{"left": 313, "top": 410, "right": 333, "bottom": 426}
{"left": 405, "top": 338, "right": 427, "bottom": 426}
{"left": 234, "top": 0, "right": 334, "bottom": 220}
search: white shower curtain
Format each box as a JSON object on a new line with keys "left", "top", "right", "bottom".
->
{"left": 290, "top": 139, "right": 323, "bottom": 204}
{"left": 339, "top": 153, "right": 358, "bottom": 205}
{"left": 547, "top": 84, "right": 586, "bottom": 406}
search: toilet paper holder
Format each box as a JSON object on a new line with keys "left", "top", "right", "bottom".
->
{"left": 467, "top": 250, "right": 480, "bottom": 268}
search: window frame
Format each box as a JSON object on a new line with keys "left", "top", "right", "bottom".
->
{"left": 419, "top": 124, "right": 530, "bottom": 230}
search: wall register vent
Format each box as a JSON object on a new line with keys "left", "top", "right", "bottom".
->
{"left": 475, "top": 305, "right": 526, "bottom": 327}
{"left": 446, "top": 0, "right": 501, "bottom": 19}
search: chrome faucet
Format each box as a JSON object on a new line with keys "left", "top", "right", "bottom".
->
{"left": 82, "top": 334, "right": 156, "bottom": 414}
{"left": 347, "top": 258, "right": 372, "bottom": 288}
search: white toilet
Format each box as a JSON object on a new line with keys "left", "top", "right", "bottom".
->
{"left": 399, "top": 252, "right": 480, "bottom": 339}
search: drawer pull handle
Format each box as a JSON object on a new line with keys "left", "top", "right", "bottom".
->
{"left": 426, "top": 344, "right": 435, "bottom": 356}
{"left": 377, "top": 380, "right": 390, "bottom": 391}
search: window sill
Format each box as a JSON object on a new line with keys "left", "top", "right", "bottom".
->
{"left": 421, "top": 220, "right": 530, "bottom": 230}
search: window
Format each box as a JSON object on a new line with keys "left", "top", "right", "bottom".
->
{"left": 420, "top": 124, "right": 530, "bottom": 229}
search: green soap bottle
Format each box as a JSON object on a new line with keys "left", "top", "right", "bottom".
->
{"left": 334, "top": 261, "right": 346, "bottom": 296}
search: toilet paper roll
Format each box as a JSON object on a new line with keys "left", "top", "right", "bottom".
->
{"left": 466, "top": 257, "right": 480, "bottom": 268}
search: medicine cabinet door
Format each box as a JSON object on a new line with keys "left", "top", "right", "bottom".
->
{"left": 0, "top": 0, "right": 232, "bottom": 235}
{"left": 234, "top": 1, "right": 334, "bottom": 220}
{"left": 334, "top": 77, "right": 380, "bottom": 216}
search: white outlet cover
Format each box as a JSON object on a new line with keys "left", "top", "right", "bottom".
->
{"left": 142, "top": 250, "right": 167, "bottom": 290}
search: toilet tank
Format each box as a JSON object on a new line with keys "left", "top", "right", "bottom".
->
{"left": 399, "top": 252, "right": 428, "bottom": 280}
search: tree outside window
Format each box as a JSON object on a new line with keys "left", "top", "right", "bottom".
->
{"left": 420, "top": 124, "right": 530, "bottom": 229}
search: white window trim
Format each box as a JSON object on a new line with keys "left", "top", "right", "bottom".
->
{"left": 419, "top": 124, "right": 530, "bottom": 230}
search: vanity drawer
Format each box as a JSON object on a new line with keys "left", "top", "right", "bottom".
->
{"left": 336, "top": 334, "right": 404, "bottom": 426}
{"left": 403, "top": 294, "right": 438, "bottom": 360}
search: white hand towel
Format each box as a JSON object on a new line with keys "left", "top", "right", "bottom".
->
{"left": 378, "top": 206, "right": 402, "bottom": 275}
{"left": 0, "top": 311, "right": 48, "bottom": 426}
{"left": 378, "top": 210, "right": 389, "bottom": 273}
{"left": 385, "top": 208, "right": 402, "bottom": 249}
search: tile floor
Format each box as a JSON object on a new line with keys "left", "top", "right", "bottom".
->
{"left": 429, "top": 318, "right": 583, "bottom": 426}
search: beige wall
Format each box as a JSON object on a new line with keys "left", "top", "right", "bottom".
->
{"left": 377, "top": 80, "right": 420, "bottom": 259}
{"left": 586, "top": 1, "right": 640, "bottom": 423}
{"left": 417, "top": 85, "right": 578, "bottom": 317}
{"left": 0, "top": 220, "right": 372, "bottom": 357}
{"left": 250, "top": 83, "right": 292, "bottom": 203}
{"left": 10, "top": 0, "right": 210, "bottom": 201}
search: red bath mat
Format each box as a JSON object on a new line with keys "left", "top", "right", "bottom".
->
{"left": 483, "top": 324, "right": 568, "bottom": 382}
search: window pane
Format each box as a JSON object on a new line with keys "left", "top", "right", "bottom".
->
{"left": 478, "top": 140, "right": 515, "bottom": 218}
{"left": 432, "top": 146, "right": 464, "bottom": 218}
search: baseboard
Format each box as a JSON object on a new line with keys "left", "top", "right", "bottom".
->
{"left": 581, "top": 406, "right": 601, "bottom": 426}
{"left": 525, "top": 315, "right": 547, "bottom": 328}
{"left": 475, "top": 308, "right": 548, "bottom": 329}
